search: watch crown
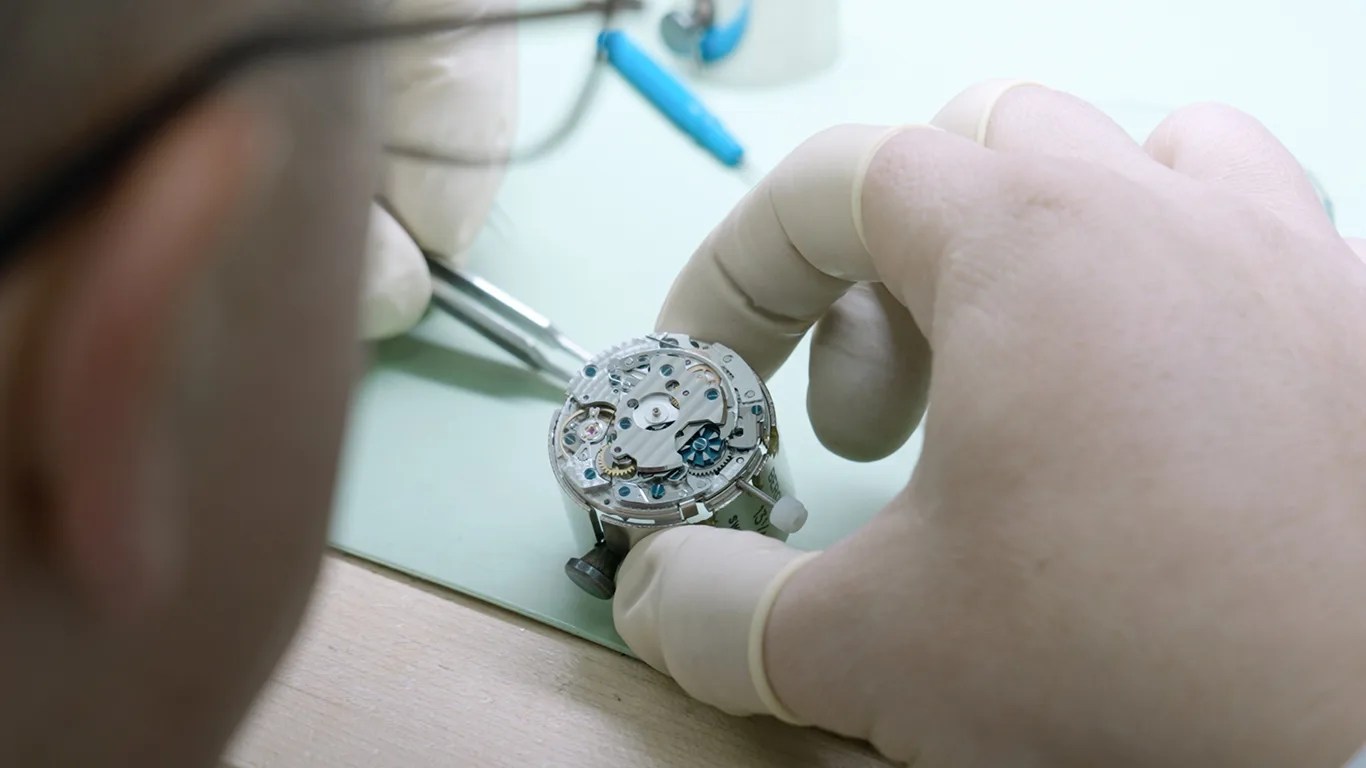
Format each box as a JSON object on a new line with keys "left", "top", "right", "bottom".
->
{"left": 565, "top": 543, "right": 623, "bottom": 599}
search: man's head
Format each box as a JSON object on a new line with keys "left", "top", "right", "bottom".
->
{"left": 0, "top": 2, "right": 378, "bottom": 764}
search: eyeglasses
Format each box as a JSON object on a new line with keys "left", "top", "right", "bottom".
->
{"left": 0, "top": 0, "right": 644, "bottom": 275}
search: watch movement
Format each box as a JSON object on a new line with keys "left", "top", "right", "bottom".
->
{"left": 548, "top": 332, "right": 807, "bottom": 599}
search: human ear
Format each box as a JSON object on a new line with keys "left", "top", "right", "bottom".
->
{"left": 21, "top": 97, "right": 282, "bottom": 621}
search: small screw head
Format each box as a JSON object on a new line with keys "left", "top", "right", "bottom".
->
{"left": 705, "top": 388, "right": 719, "bottom": 401}
{"left": 583, "top": 365, "right": 597, "bottom": 377}
{"left": 619, "top": 418, "right": 632, "bottom": 429}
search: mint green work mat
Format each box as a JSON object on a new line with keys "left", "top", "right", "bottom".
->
{"left": 328, "top": 1, "right": 1366, "bottom": 654}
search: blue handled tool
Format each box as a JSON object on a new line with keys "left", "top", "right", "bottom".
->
{"left": 597, "top": 29, "right": 745, "bottom": 168}
{"left": 698, "top": 0, "right": 750, "bottom": 63}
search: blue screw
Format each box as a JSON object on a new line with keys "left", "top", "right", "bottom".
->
{"left": 692, "top": 438, "right": 708, "bottom": 452}
{"left": 650, "top": 483, "right": 666, "bottom": 500}
{"left": 584, "top": 468, "right": 596, "bottom": 480}
{"left": 660, "top": 364, "right": 674, "bottom": 376}
{"left": 618, "top": 486, "right": 631, "bottom": 497}
{"left": 563, "top": 434, "right": 576, "bottom": 445}
{"left": 751, "top": 405, "right": 763, "bottom": 415}
{"left": 705, "top": 388, "right": 719, "bottom": 401}
{"left": 619, "top": 418, "right": 632, "bottom": 429}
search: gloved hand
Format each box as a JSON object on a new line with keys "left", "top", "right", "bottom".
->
{"left": 359, "top": 0, "right": 517, "bottom": 340}
{"left": 613, "top": 80, "right": 1366, "bottom": 767}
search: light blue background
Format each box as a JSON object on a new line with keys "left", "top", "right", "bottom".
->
{"left": 330, "top": 1, "right": 1366, "bottom": 654}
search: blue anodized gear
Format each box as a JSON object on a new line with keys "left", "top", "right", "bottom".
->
{"left": 679, "top": 425, "right": 726, "bottom": 469}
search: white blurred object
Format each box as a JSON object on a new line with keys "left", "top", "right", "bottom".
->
{"left": 660, "top": 0, "right": 840, "bottom": 87}
{"left": 382, "top": 0, "right": 517, "bottom": 260}
{"left": 360, "top": 0, "right": 519, "bottom": 340}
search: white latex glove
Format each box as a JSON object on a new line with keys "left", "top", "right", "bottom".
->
{"left": 614, "top": 80, "right": 1366, "bottom": 767}
{"left": 359, "top": 0, "right": 517, "bottom": 340}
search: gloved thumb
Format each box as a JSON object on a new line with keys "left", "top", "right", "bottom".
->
{"left": 359, "top": 202, "right": 433, "bottom": 340}
{"left": 613, "top": 525, "right": 819, "bottom": 723}
{"left": 1347, "top": 237, "right": 1365, "bottom": 262}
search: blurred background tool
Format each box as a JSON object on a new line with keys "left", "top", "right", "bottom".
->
{"left": 660, "top": 0, "right": 749, "bottom": 65}
{"left": 597, "top": 28, "right": 746, "bottom": 168}
{"left": 658, "top": 0, "right": 840, "bottom": 86}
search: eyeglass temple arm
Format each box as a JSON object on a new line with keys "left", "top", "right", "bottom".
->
{"left": 0, "top": 0, "right": 642, "bottom": 269}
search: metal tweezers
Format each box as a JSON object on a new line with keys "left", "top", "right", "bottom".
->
{"left": 424, "top": 253, "right": 590, "bottom": 389}
{"left": 375, "top": 196, "right": 590, "bottom": 390}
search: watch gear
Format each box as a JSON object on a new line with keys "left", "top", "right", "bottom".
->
{"left": 679, "top": 424, "right": 726, "bottom": 470}
{"left": 596, "top": 446, "right": 637, "bottom": 479}
{"left": 681, "top": 458, "right": 726, "bottom": 476}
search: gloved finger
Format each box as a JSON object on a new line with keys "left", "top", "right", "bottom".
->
{"left": 656, "top": 123, "right": 1011, "bottom": 378}
{"left": 798, "top": 82, "right": 1142, "bottom": 464}
{"left": 1347, "top": 237, "right": 1366, "bottom": 262}
{"left": 612, "top": 511, "right": 926, "bottom": 764}
{"left": 932, "top": 81, "right": 1156, "bottom": 180}
{"left": 1142, "top": 103, "right": 1332, "bottom": 234}
{"left": 806, "top": 282, "right": 929, "bottom": 461}
{"left": 758, "top": 502, "right": 950, "bottom": 762}
{"left": 381, "top": 0, "right": 517, "bottom": 261}
{"left": 614, "top": 525, "right": 820, "bottom": 723}
{"left": 359, "top": 202, "right": 433, "bottom": 340}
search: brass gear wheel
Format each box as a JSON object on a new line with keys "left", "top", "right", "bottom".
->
{"left": 596, "top": 447, "right": 637, "bottom": 479}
